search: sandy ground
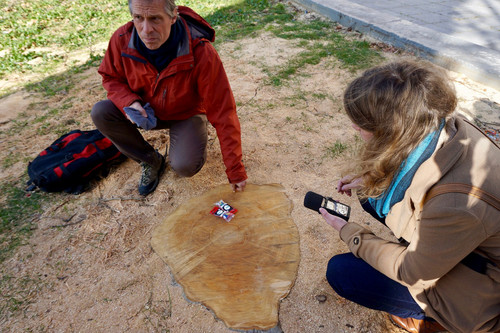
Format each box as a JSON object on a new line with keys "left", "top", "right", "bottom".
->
{"left": 0, "top": 13, "right": 499, "bottom": 333}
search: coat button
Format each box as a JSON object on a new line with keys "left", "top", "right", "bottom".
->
{"left": 353, "top": 237, "right": 360, "bottom": 245}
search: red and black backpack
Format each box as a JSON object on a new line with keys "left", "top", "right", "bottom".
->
{"left": 27, "top": 129, "right": 126, "bottom": 194}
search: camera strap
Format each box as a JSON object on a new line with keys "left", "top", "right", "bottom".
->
{"left": 424, "top": 183, "right": 499, "bottom": 275}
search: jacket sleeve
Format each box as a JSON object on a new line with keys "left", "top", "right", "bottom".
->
{"left": 339, "top": 194, "right": 487, "bottom": 289}
{"left": 193, "top": 41, "right": 247, "bottom": 183}
{"left": 98, "top": 28, "right": 143, "bottom": 112}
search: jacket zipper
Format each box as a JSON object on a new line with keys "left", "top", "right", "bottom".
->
{"left": 162, "top": 88, "right": 167, "bottom": 110}
{"left": 154, "top": 58, "right": 194, "bottom": 111}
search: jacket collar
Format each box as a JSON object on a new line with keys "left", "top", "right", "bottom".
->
{"left": 386, "top": 116, "right": 462, "bottom": 239}
{"left": 123, "top": 18, "right": 194, "bottom": 76}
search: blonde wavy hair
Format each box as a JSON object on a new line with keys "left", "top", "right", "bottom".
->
{"left": 343, "top": 60, "right": 457, "bottom": 198}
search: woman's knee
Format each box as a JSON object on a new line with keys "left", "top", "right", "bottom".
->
{"left": 326, "top": 253, "right": 357, "bottom": 298}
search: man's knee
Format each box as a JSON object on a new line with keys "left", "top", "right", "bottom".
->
{"left": 91, "top": 100, "right": 117, "bottom": 127}
{"left": 170, "top": 158, "right": 205, "bottom": 178}
{"left": 91, "top": 100, "right": 106, "bottom": 126}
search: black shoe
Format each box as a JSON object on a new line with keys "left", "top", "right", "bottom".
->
{"left": 138, "top": 153, "right": 166, "bottom": 196}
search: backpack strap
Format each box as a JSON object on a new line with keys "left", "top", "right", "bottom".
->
{"left": 424, "top": 183, "right": 499, "bottom": 274}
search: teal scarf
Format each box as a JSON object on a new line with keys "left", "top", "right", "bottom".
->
{"left": 368, "top": 121, "right": 445, "bottom": 218}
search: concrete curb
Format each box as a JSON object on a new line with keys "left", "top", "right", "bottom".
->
{"left": 292, "top": 0, "right": 500, "bottom": 91}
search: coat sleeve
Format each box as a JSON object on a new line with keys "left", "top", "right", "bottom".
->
{"left": 192, "top": 41, "right": 247, "bottom": 183}
{"left": 339, "top": 193, "right": 487, "bottom": 289}
{"left": 98, "top": 27, "right": 143, "bottom": 112}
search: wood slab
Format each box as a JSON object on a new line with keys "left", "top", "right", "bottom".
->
{"left": 151, "top": 183, "right": 300, "bottom": 330}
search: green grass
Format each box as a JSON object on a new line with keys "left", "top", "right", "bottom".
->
{"left": 324, "top": 140, "right": 348, "bottom": 158}
{"left": 312, "top": 92, "right": 328, "bottom": 100}
{"left": 0, "top": 272, "right": 49, "bottom": 320}
{"left": 24, "top": 53, "right": 102, "bottom": 97}
{"left": 0, "top": 0, "right": 130, "bottom": 79}
{"left": 0, "top": 182, "right": 47, "bottom": 264}
{"left": 1, "top": 152, "right": 23, "bottom": 169}
{"left": 1, "top": 0, "right": 380, "bottom": 93}
{"left": 191, "top": 0, "right": 380, "bottom": 86}
{"left": 265, "top": 36, "right": 378, "bottom": 87}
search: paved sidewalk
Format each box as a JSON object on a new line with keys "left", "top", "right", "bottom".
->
{"left": 292, "top": 0, "right": 500, "bottom": 91}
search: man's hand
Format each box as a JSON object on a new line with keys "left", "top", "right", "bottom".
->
{"left": 337, "top": 175, "right": 364, "bottom": 197}
{"left": 320, "top": 208, "right": 347, "bottom": 232}
{"left": 231, "top": 180, "right": 247, "bottom": 192}
{"left": 125, "top": 101, "right": 147, "bottom": 122}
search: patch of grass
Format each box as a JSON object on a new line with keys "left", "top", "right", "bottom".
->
{"left": 266, "top": 37, "right": 380, "bottom": 86}
{"left": 271, "top": 20, "right": 332, "bottom": 41}
{"left": 189, "top": 0, "right": 292, "bottom": 42}
{"left": 312, "top": 92, "right": 328, "bottom": 100}
{"left": 0, "top": 0, "right": 129, "bottom": 79}
{"left": 33, "top": 108, "right": 60, "bottom": 124}
{"left": 25, "top": 75, "right": 73, "bottom": 96}
{"left": 283, "top": 92, "right": 308, "bottom": 107}
{"left": 258, "top": 9, "right": 380, "bottom": 86}
{"left": 324, "top": 140, "right": 348, "bottom": 158}
{"left": 3, "top": 0, "right": 380, "bottom": 93}
{"left": 0, "top": 181, "right": 47, "bottom": 264}
{"left": 5, "top": 119, "right": 30, "bottom": 136}
{"left": 36, "top": 119, "right": 79, "bottom": 136}
{"left": 1, "top": 152, "right": 22, "bottom": 169}
{"left": 62, "top": 100, "right": 75, "bottom": 110}
{"left": 0, "top": 272, "right": 50, "bottom": 320}
{"left": 24, "top": 54, "right": 102, "bottom": 97}
{"left": 303, "top": 124, "right": 313, "bottom": 132}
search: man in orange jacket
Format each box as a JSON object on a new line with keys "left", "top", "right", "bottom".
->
{"left": 91, "top": 0, "right": 247, "bottom": 195}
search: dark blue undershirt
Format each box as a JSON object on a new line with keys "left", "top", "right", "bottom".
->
{"left": 134, "top": 20, "right": 183, "bottom": 72}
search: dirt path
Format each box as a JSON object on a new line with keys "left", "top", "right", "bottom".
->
{"left": 1, "top": 21, "right": 499, "bottom": 333}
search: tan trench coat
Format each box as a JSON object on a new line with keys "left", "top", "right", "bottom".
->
{"left": 340, "top": 116, "right": 500, "bottom": 333}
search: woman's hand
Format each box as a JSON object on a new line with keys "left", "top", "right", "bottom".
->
{"left": 337, "top": 175, "right": 364, "bottom": 197}
{"left": 320, "top": 208, "right": 347, "bottom": 232}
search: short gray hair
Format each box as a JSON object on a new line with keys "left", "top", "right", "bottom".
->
{"left": 128, "top": 0, "right": 177, "bottom": 17}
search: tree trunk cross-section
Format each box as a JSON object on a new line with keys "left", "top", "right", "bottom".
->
{"left": 151, "top": 183, "right": 300, "bottom": 330}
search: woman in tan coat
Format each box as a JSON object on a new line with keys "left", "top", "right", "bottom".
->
{"left": 321, "top": 60, "right": 500, "bottom": 333}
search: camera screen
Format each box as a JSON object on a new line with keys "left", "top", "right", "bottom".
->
{"left": 336, "top": 204, "right": 349, "bottom": 216}
{"left": 325, "top": 200, "right": 348, "bottom": 216}
{"left": 325, "top": 200, "right": 336, "bottom": 211}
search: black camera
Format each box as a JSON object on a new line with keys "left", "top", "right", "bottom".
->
{"left": 304, "top": 191, "right": 351, "bottom": 221}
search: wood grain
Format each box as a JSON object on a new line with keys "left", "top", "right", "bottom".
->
{"left": 151, "top": 183, "right": 300, "bottom": 330}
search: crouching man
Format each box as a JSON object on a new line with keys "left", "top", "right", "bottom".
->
{"left": 91, "top": 0, "right": 247, "bottom": 195}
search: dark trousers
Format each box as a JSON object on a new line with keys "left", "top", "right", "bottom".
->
{"left": 326, "top": 200, "right": 427, "bottom": 319}
{"left": 91, "top": 100, "right": 207, "bottom": 177}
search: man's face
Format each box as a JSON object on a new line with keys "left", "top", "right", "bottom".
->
{"left": 131, "top": 0, "right": 177, "bottom": 50}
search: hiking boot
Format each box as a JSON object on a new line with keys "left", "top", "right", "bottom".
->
{"left": 138, "top": 153, "right": 166, "bottom": 196}
{"left": 389, "top": 314, "right": 448, "bottom": 333}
